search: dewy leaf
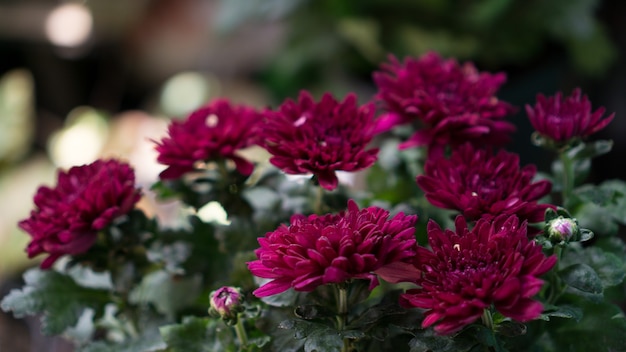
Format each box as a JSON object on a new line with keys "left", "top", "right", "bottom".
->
{"left": 561, "top": 245, "right": 626, "bottom": 289}
{"left": 581, "top": 247, "right": 626, "bottom": 288}
{"left": 0, "top": 268, "right": 109, "bottom": 335}
{"left": 559, "top": 263, "right": 604, "bottom": 302}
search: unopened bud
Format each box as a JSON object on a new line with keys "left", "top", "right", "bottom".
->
{"left": 547, "top": 217, "right": 578, "bottom": 244}
{"left": 209, "top": 286, "right": 244, "bottom": 324}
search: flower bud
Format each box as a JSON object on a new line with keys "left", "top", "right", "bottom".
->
{"left": 209, "top": 286, "right": 244, "bottom": 323}
{"left": 547, "top": 217, "right": 578, "bottom": 244}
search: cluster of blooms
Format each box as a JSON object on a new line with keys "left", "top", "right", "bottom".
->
{"left": 18, "top": 50, "right": 614, "bottom": 335}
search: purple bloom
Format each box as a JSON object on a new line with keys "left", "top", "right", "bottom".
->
{"left": 19, "top": 159, "right": 141, "bottom": 269}
{"left": 526, "top": 88, "right": 614, "bottom": 146}
{"left": 247, "top": 200, "right": 418, "bottom": 297}
{"left": 400, "top": 215, "right": 557, "bottom": 335}
{"left": 374, "top": 51, "right": 516, "bottom": 158}
{"left": 155, "top": 99, "right": 262, "bottom": 180}
{"left": 417, "top": 143, "right": 553, "bottom": 231}
{"left": 261, "top": 91, "right": 379, "bottom": 190}
{"left": 209, "top": 286, "right": 244, "bottom": 322}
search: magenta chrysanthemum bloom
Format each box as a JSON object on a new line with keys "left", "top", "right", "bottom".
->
{"left": 247, "top": 200, "right": 418, "bottom": 297}
{"left": 261, "top": 91, "right": 379, "bottom": 190}
{"left": 525, "top": 88, "right": 615, "bottom": 146}
{"left": 400, "top": 215, "right": 557, "bottom": 335}
{"left": 374, "top": 52, "right": 516, "bottom": 157}
{"left": 19, "top": 159, "right": 141, "bottom": 269}
{"left": 155, "top": 99, "right": 262, "bottom": 180}
{"left": 417, "top": 143, "right": 553, "bottom": 230}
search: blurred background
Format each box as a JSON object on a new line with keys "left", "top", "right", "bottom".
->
{"left": 0, "top": 0, "right": 625, "bottom": 350}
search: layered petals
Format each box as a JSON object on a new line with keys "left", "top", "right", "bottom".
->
{"left": 417, "top": 143, "right": 554, "bottom": 231}
{"left": 261, "top": 91, "right": 379, "bottom": 190}
{"left": 248, "top": 200, "right": 418, "bottom": 297}
{"left": 374, "top": 51, "right": 516, "bottom": 158}
{"left": 526, "top": 88, "right": 614, "bottom": 145}
{"left": 19, "top": 159, "right": 141, "bottom": 269}
{"left": 400, "top": 215, "right": 556, "bottom": 335}
{"left": 155, "top": 99, "right": 262, "bottom": 179}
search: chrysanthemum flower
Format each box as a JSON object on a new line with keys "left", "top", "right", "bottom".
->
{"left": 247, "top": 200, "right": 418, "bottom": 297}
{"left": 400, "top": 215, "right": 557, "bottom": 335}
{"left": 155, "top": 99, "right": 262, "bottom": 180}
{"left": 374, "top": 51, "right": 515, "bottom": 157}
{"left": 261, "top": 91, "right": 379, "bottom": 190}
{"left": 19, "top": 159, "right": 141, "bottom": 269}
{"left": 525, "top": 88, "right": 614, "bottom": 147}
{"left": 416, "top": 143, "right": 553, "bottom": 229}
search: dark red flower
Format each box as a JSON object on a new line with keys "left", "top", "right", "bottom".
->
{"left": 261, "top": 91, "right": 379, "bottom": 190}
{"left": 373, "top": 52, "right": 515, "bottom": 158}
{"left": 155, "top": 99, "right": 262, "bottom": 180}
{"left": 247, "top": 200, "right": 418, "bottom": 297}
{"left": 400, "top": 215, "right": 556, "bottom": 335}
{"left": 19, "top": 159, "right": 141, "bottom": 269}
{"left": 417, "top": 143, "right": 553, "bottom": 229}
{"left": 525, "top": 88, "right": 614, "bottom": 146}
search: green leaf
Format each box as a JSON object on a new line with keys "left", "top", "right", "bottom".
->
{"left": 79, "top": 317, "right": 166, "bottom": 352}
{"left": 559, "top": 263, "right": 603, "bottom": 302}
{"left": 1, "top": 268, "right": 109, "bottom": 335}
{"left": 409, "top": 329, "right": 475, "bottom": 352}
{"left": 546, "top": 300, "right": 626, "bottom": 352}
{"left": 129, "top": 270, "right": 202, "bottom": 319}
{"left": 581, "top": 247, "right": 626, "bottom": 288}
{"left": 574, "top": 202, "right": 619, "bottom": 236}
{"left": 303, "top": 329, "right": 343, "bottom": 352}
{"left": 541, "top": 304, "right": 583, "bottom": 322}
{"left": 160, "top": 316, "right": 233, "bottom": 352}
{"left": 279, "top": 319, "right": 364, "bottom": 352}
{"left": 567, "top": 139, "right": 613, "bottom": 161}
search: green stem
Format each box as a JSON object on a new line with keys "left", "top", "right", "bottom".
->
{"left": 558, "top": 150, "right": 574, "bottom": 206}
{"left": 547, "top": 246, "right": 564, "bottom": 304}
{"left": 314, "top": 186, "right": 325, "bottom": 215}
{"left": 336, "top": 285, "right": 349, "bottom": 352}
{"left": 480, "top": 310, "right": 497, "bottom": 352}
{"left": 235, "top": 316, "right": 249, "bottom": 349}
{"left": 481, "top": 309, "right": 494, "bottom": 331}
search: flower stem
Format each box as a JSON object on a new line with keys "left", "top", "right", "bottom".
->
{"left": 547, "top": 246, "right": 564, "bottom": 304}
{"left": 314, "top": 186, "right": 325, "bottom": 214}
{"left": 558, "top": 150, "right": 574, "bottom": 206}
{"left": 481, "top": 309, "right": 494, "bottom": 331}
{"left": 336, "top": 284, "right": 349, "bottom": 352}
{"left": 234, "top": 316, "right": 248, "bottom": 349}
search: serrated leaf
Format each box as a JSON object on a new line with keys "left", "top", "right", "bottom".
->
{"left": 566, "top": 139, "right": 613, "bottom": 161}
{"left": 574, "top": 202, "right": 619, "bottom": 236}
{"left": 409, "top": 328, "right": 475, "bottom": 352}
{"left": 561, "top": 246, "right": 626, "bottom": 289}
{"left": 541, "top": 304, "right": 583, "bottom": 322}
{"left": 304, "top": 329, "right": 343, "bottom": 352}
{"left": 1, "top": 268, "right": 109, "bottom": 335}
{"left": 559, "top": 263, "right": 603, "bottom": 302}
{"left": 129, "top": 270, "right": 202, "bottom": 319}
{"left": 582, "top": 247, "right": 626, "bottom": 288}
{"left": 546, "top": 300, "right": 626, "bottom": 352}
{"left": 160, "top": 316, "right": 232, "bottom": 352}
{"left": 79, "top": 318, "right": 166, "bottom": 352}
